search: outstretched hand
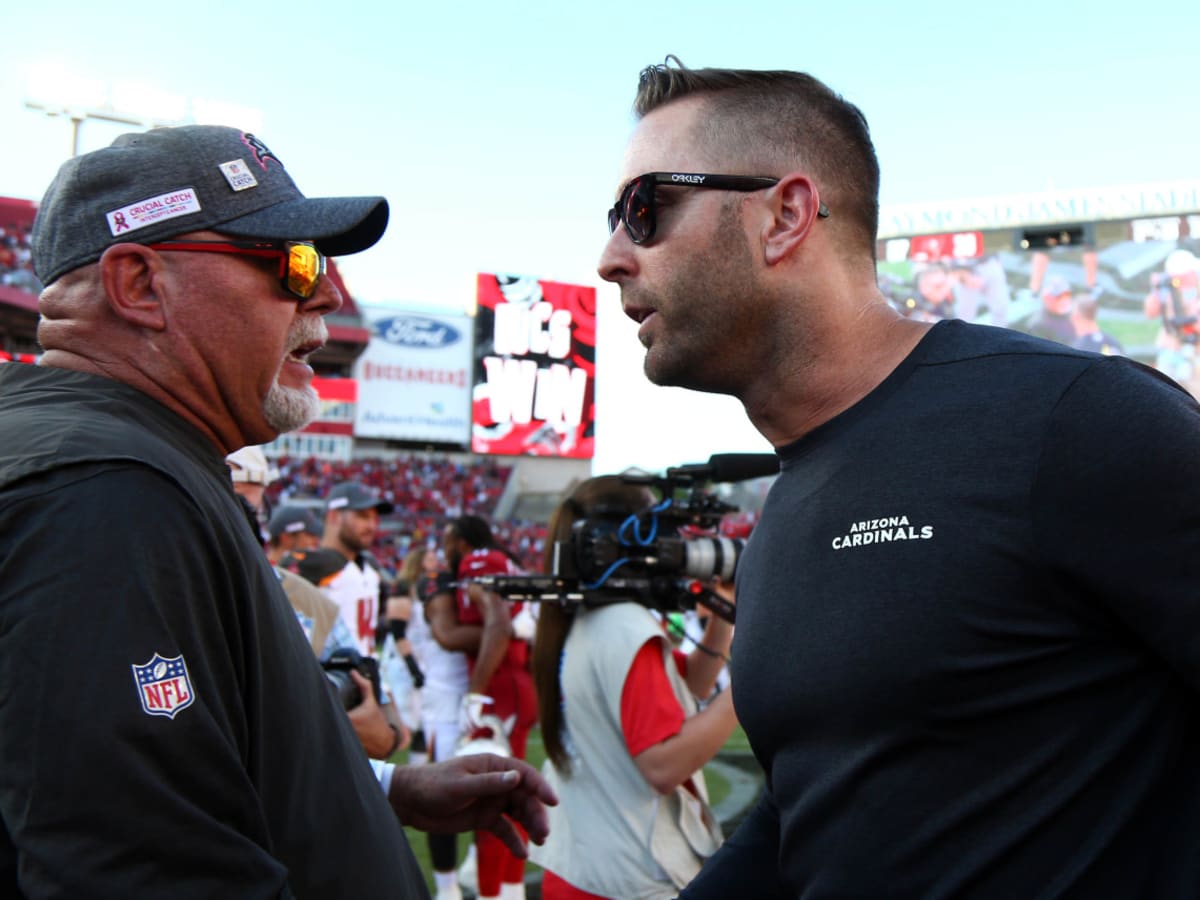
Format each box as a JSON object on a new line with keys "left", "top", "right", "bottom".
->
{"left": 388, "top": 754, "right": 558, "bottom": 856}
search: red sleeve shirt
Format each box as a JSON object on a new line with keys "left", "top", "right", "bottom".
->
{"left": 620, "top": 639, "right": 688, "bottom": 757}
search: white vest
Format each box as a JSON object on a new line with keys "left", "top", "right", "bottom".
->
{"left": 530, "top": 603, "right": 723, "bottom": 899}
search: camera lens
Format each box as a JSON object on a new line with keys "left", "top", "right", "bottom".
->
{"left": 323, "top": 668, "right": 362, "bottom": 710}
{"left": 680, "top": 536, "right": 744, "bottom": 581}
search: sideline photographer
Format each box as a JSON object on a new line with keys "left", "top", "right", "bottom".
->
{"left": 227, "top": 446, "right": 406, "bottom": 760}
{"left": 526, "top": 475, "right": 738, "bottom": 900}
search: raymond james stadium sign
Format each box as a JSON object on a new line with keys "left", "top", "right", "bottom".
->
{"left": 879, "top": 180, "right": 1200, "bottom": 238}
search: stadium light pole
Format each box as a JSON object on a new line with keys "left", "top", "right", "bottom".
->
{"left": 23, "top": 99, "right": 181, "bottom": 158}
{"left": 22, "top": 68, "right": 261, "bottom": 159}
{"left": 24, "top": 98, "right": 265, "bottom": 159}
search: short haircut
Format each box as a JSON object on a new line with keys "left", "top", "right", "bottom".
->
{"left": 633, "top": 56, "right": 880, "bottom": 257}
{"left": 449, "top": 514, "right": 493, "bottom": 550}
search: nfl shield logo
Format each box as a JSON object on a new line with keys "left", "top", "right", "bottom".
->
{"left": 132, "top": 653, "right": 195, "bottom": 719}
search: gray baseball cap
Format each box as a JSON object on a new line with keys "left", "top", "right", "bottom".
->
{"left": 32, "top": 125, "right": 389, "bottom": 286}
{"left": 325, "top": 481, "right": 394, "bottom": 515}
{"left": 267, "top": 505, "right": 324, "bottom": 541}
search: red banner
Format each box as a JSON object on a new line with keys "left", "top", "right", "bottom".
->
{"left": 471, "top": 274, "right": 596, "bottom": 458}
{"left": 907, "top": 232, "right": 984, "bottom": 262}
{"left": 312, "top": 376, "right": 358, "bottom": 402}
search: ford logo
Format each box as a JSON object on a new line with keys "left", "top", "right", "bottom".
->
{"left": 374, "top": 316, "right": 462, "bottom": 349}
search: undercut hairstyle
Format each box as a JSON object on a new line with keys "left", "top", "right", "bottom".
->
{"left": 634, "top": 56, "right": 881, "bottom": 258}
{"left": 532, "top": 476, "right": 656, "bottom": 775}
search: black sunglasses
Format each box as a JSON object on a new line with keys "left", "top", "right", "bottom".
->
{"left": 147, "top": 239, "right": 326, "bottom": 301}
{"left": 607, "top": 172, "right": 830, "bottom": 245}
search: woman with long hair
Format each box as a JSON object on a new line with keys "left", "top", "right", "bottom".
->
{"left": 530, "top": 476, "right": 738, "bottom": 900}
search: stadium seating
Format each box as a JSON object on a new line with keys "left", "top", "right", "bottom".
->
{"left": 266, "top": 454, "right": 546, "bottom": 576}
{"left": 0, "top": 220, "right": 39, "bottom": 295}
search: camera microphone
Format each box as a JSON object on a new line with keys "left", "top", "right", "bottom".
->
{"left": 667, "top": 453, "right": 779, "bottom": 484}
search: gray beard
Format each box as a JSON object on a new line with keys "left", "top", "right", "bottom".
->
{"left": 263, "top": 382, "right": 320, "bottom": 434}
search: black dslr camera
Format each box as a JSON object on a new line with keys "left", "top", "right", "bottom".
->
{"left": 321, "top": 647, "right": 383, "bottom": 710}
{"left": 476, "top": 454, "right": 778, "bottom": 624}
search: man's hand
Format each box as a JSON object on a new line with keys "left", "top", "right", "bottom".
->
{"left": 347, "top": 669, "right": 406, "bottom": 759}
{"left": 388, "top": 754, "right": 558, "bottom": 855}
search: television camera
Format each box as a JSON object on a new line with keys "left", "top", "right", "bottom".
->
{"left": 474, "top": 453, "right": 778, "bottom": 625}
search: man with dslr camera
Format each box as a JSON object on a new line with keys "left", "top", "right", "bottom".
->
{"left": 228, "top": 446, "right": 404, "bottom": 760}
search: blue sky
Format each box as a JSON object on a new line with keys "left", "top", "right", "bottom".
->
{"left": 4, "top": 0, "right": 1198, "bottom": 474}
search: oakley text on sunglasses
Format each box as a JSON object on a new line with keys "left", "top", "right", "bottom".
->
{"left": 608, "top": 172, "right": 830, "bottom": 245}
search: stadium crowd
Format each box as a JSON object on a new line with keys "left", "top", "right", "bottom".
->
{"left": 0, "top": 221, "right": 38, "bottom": 294}
{"left": 266, "top": 454, "right": 548, "bottom": 574}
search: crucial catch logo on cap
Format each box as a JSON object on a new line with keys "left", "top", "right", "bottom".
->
{"left": 131, "top": 652, "right": 195, "bottom": 719}
{"left": 106, "top": 189, "right": 202, "bottom": 237}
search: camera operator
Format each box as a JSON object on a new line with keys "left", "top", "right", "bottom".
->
{"left": 528, "top": 476, "right": 737, "bottom": 900}
{"left": 227, "top": 447, "right": 405, "bottom": 760}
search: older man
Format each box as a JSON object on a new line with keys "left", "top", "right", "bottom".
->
{"left": 0, "top": 125, "right": 553, "bottom": 899}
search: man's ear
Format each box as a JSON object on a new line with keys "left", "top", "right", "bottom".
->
{"left": 97, "top": 243, "right": 169, "bottom": 330}
{"left": 763, "top": 173, "right": 825, "bottom": 266}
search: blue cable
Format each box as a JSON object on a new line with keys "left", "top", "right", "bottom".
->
{"left": 621, "top": 498, "right": 672, "bottom": 546}
{"left": 583, "top": 556, "right": 632, "bottom": 590}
